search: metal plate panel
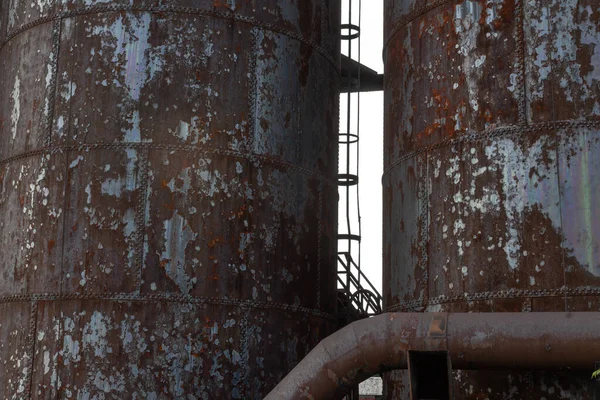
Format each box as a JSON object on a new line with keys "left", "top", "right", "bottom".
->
{"left": 52, "top": 13, "right": 252, "bottom": 149}
{"left": 524, "top": 0, "right": 600, "bottom": 123}
{"left": 0, "top": 302, "right": 32, "bottom": 400}
{"left": 245, "top": 309, "right": 335, "bottom": 399}
{"left": 559, "top": 127, "right": 600, "bottom": 284}
{"left": 384, "top": 0, "right": 520, "bottom": 158}
{"left": 31, "top": 300, "right": 244, "bottom": 398}
{"left": 383, "top": 157, "right": 424, "bottom": 307}
{"left": 61, "top": 147, "right": 145, "bottom": 294}
{"left": 0, "top": 23, "right": 54, "bottom": 160}
{"left": 0, "top": 153, "right": 65, "bottom": 296}
{"left": 142, "top": 149, "right": 324, "bottom": 309}
{"left": 1, "top": 0, "right": 340, "bottom": 396}
{"left": 426, "top": 132, "right": 564, "bottom": 301}
{"left": 385, "top": 0, "right": 600, "bottom": 397}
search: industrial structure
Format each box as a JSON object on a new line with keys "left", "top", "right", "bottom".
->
{"left": 1, "top": 0, "right": 600, "bottom": 399}
{"left": 382, "top": 0, "right": 600, "bottom": 397}
{"left": 0, "top": 1, "right": 340, "bottom": 398}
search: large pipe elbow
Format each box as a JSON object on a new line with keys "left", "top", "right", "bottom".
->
{"left": 265, "top": 312, "right": 600, "bottom": 400}
{"left": 265, "top": 312, "right": 416, "bottom": 400}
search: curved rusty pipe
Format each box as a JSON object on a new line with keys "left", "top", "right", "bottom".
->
{"left": 264, "top": 312, "right": 600, "bottom": 400}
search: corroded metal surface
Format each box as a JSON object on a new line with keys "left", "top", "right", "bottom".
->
{"left": 0, "top": 1, "right": 340, "bottom": 398}
{"left": 383, "top": 0, "right": 600, "bottom": 398}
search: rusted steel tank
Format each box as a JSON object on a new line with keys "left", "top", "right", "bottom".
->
{"left": 383, "top": 0, "right": 600, "bottom": 398}
{"left": 0, "top": 1, "right": 339, "bottom": 398}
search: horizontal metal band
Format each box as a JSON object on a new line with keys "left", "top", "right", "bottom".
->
{"left": 0, "top": 292, "right": 336, "bottom": 320}
{"left": 338, "top": 132, "right": 359, "bottom": 144}
{"left": 0, "top": 142, "right": 335, "bottom": 186}
{"left": 337, "top": 234, "right": 361, "bottom": 241}
{"left": 0, "top": 3, "right": 339, "bottom": 72}
{"left": 383, "top": 0, "right": 452, "bottom": 57}
{"left": 383, "top": 119, "right": 600, "bottom": 178}
{"left": 340, "top": 23, "right": 360, "bottom": 40}
{"left": 383, "top": 286, "right": 600, "bottom": 312}
{"left": 337, "top": 173, "right": 359, "bottom": 186}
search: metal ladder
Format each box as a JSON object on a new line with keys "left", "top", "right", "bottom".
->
{"left": 337, "top": 0, "right": 382, "bottom": 321}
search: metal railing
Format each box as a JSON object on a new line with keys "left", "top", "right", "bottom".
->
{"left": 337, "top": 252, "right": 382, "bottom": 316}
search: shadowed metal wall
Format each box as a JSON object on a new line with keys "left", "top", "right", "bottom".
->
{"left": 0, "top": 1, "right": 339, "bottom": 398}
{"left": 383, "top": 0, "right": 600, "bottom": 398}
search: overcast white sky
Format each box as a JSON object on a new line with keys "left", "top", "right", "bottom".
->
{"left": 339, "top": 1, "right": 384, "bottom": 294}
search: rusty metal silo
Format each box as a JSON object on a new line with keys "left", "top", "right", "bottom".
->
{"left": 383, "top": 0, "right": 600, "bottom": 398}
{"left": 0, "top": 1, "right": 340, "bottom": 398}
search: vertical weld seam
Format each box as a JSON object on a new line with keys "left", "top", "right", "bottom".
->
{"left": 59, "top": 146, "right": 70, "bottom": 295}
{"left": 239, "top": 305, "right": 250, "bottom": 397}
{"left": 516, "top": 0, "right": 527, "bottom": 125}
{"left": 135, "top": 147, "right": 149, "bottom": 293}
{"left": 45, "top": 18, "right": 61, "bottom": 147}
{"left": 296, "top": 94, "right": 301, "bottom": 162}
{"left": 25, "top": 300, "right": 39, "bottom": 398}
{"left": 418, "top": 152, "right": 429, "bottom": 308}
{"left": 60, "top": 15, "right": 75, "bottom": 296}
{"left": 317, "top": 181, "right": 324, "bottom": 310}
{"left": 423, "top": 154, "right": 429, "bottom": 305}
{"left": 320, "top": 0, "right": 327, "bottom": 48}
{"left": 248, "top": 27, "right": 260, "bottom": 152}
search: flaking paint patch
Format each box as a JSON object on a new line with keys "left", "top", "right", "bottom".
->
{"left": 91, "top": 370, "right": 126, "bottom": 394}
{"left": 56, "top": 115, "right": 65, "bottom": 137}
{"left": 11, "top": 76, "right": 20, "bottom": 141}
{"left": 529, "top": 6, "right": 552, "bottom": 98}
{"left": 433, "top": 136, "right": 561, "bottom": 275}
{"left": 454, "top": 0, "right": 483, "bottom": 113}
{"left": 91, "top": 14, "right": 152, "bottom": 102}
{"left": 69, "top": 155, "right": 84, "bottom": 169}
{"left": 527, "top": 0, "right": 600, "bottom": 109}
{"left": 560, "top": 131, "right": 600, "bottom": 276}
{"left": 579, "top": 6, "right": 600, "bottom": 86}
{"left": 60, "top": 81, "right": 77, "bottom": 101}
{"left": 8, "top": 0, "right": 17, "bottom": 28}
{"left": 62, "top": 334, "right": 81, "bottom": 365}
{"left": 166, "top": 167, "right": 192, "bottom": 195}
{"left": 90, "top": 13, "right": 157, "bottom": 142}
{"left": 41, "top": 48, "right": 55, "bottom": 119}
{"left": 160, "top": 212, "right": 198, "bottom": 294}
{"left": 485, "top": 137, "right": 561, "bottom": 269}
{"left": 100, "top": 149, "right": 139, "bottom": 198}
{"left": 402, "top": 24, "right": 415, "bottom": 140}
{"left": 82, "top": 311, "right": 112, "bottom": 358}
{"left": 43, "top": 350, "right": 50, "bottom": 374}
{"left": 35, "top": 0, "right": 51, "bottom": 12}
